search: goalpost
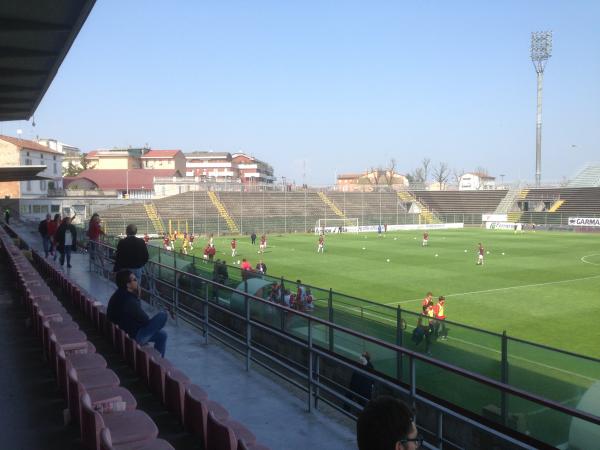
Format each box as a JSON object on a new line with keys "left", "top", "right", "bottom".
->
{"left": 315, "top": 218, "right": 359, "bottom": 234}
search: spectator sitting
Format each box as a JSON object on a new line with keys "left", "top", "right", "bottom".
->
{"left": 357, "top": 395, "right": 421, "bottom": 450}
{"left": 349, "top": 352, "right": 375, "bottom": 408}
{"left": 107, "top": 270, "right": 168, "bottom": 357}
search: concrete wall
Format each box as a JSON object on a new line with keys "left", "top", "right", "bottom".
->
{"left": 0, "top": 140, "right": 21, "bottom": 198}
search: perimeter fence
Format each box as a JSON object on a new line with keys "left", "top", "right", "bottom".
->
{"left": 90, "top": 230, "right": 600, "bottom": 447}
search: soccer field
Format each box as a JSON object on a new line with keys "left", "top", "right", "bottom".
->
{"left": 184, "top": 227, "right": 600, "bottom": 358}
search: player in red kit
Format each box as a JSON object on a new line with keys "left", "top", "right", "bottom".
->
{"left": 143, "top": 233, "right": 149, "bottom": 244}
{"left": 422, "top": 232, "right": 429, "bottom": 247}
{"left": 317, "top": 234, "right": 324, "bottom": 253}
{"left": 477, "top": 243, "right": 484, "bottom": 265}
{"left": 259, "top": 234, "right": 266, "bottom": 254}
{"left": 231, "top": 238, "right": 237, "bottom": 257}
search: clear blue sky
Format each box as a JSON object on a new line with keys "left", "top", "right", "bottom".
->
{"left": 2, "top": 0, "right": 599, "bottom": 185}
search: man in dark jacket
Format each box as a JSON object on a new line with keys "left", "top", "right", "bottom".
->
{"left": 56, "top": 216, "right": 77, "bottom": 268}
{"left": 38, "top": 213, "right": 52, "bottom": 257}
{"left": 107, "top": 270, "right": 168, "bottom": 356}
{"left": 114, "top": 224, "right": 149, "bottom": 291}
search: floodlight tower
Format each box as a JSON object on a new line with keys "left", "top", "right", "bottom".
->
{"left": 531, "top": 31, "right": 552, "bottom": 187}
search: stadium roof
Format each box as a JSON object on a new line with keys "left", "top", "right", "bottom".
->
{"left": 0, "top": 0, "right": 96, "bottom": 121}
{"left": 0, "top": 165, "right": 49, "bottom": 181}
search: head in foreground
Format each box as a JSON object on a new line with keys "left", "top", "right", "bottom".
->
{"left": 357, "top": 396, "right": 421, "bottom": 450}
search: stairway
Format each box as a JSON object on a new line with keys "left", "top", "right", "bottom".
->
{"left": 397, "top": 190, "right": 441, "bottom": 224}
{"left": 548, "top": 199, "right": 564, "bottom": 212}
{"left": 143, "top": 203, "right": 165, "bottom": 234}
{"left": 207, "top": 191, "right": 239, "bottom": 233}
{"left": 494, "top": 186, "right": 521, "bottom": 214}
{"left": 317, "top": 192, "right": 346, "bottom": 218}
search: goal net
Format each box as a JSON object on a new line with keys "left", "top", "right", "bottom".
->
{"left": 315, "top": 218, "right": 359, "bottom": 234}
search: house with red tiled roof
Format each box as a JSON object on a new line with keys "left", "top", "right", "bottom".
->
{"left": 141, "top": 149, "right": 186, "bottom": 173}
{"left": 64, "top": 169, "right": 182, "bottom": 199}
{"left": 0, "top": 134, "right": 64, "bottom": 199}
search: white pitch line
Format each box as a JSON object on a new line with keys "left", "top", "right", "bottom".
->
{"left": 386, "top": 274, "right": 600, "bottom": 306}
{"left": 581, "top": 254, "right": 600, "bottom": 266}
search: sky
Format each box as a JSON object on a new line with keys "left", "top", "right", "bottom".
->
{"left": 2, "top": 0, "right": 599, "bottom": 185}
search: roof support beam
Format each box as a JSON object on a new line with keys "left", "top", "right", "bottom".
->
{"left": 0, "top": 46, "right": 59, "bottom": 58}
{"left": 0, "top": 17, "right": 71, "bottom": 32}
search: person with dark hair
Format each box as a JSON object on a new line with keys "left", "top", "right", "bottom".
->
{"left": 48, "top": 214, "right": 61, "bottom": 260}
{"left": 4, "top": 208, "right": 10, "bottom": 224}
{"left": 357, "top": 396, "right": 422, "bottom": 450}
{"left": 113, "top": 224, "right": 149, "bottom": 291}
{"left": 38, "top": 213, "right": 52, "bottom": 257}
{"left": 56, "top": 216, "right": 77, "bottom": 268}
{"left": 107, "top": 270, "right": 168, "bottom": 357}
{"left": 250, "top": 231, "right": 257, "bottom": 245}
{"left": 87, "top": 213, "right": 105, "bottom": 270}
{"left": 348, "top": 352, "right": 375, "bottom": 408}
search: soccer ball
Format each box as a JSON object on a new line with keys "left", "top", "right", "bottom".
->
{"left": 435, "top": 254, "right": 439, "bottom": 257}
{"left": 386, "top": 258, "right": 390, "bottom": 262}
{"left": 464, "top": 249, "right": 467, "bottom": 253}
{"left": 394, "top": 237, "right": 397, "bottom": 240}
{"left": 362, "top": 247, "right": 366, "bottom": 250}
{"left": 486, "top": 251, "right": 490, "bottom": 255}
{"left": 502, "top": 252, "right": 505, "bottom": 255}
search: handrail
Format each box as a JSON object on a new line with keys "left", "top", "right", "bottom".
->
{"left": 95, "top": 238, "right": 600, "bottom": 427}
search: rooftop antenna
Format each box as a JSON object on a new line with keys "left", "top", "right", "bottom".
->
{"left": 531, "top": 31, "right": 552, "bottom": 187}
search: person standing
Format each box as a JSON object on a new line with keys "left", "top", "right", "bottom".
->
{"left": 4, "top": 208, "right": 10, "bottom": 224}
{"left": 250, "top": 231, "right": 257, "bottom": 245}
{"left": 87, "top": 213, "right": 105, "bottom": 269}
{"left": 421, "top": 292, "right": 433, "bottom": 308}
{"left": 38, "top": 213, "right": 52, "bottom": 257}
{"left": 56, "top": 216, "right": 77, "bottom": 268}
{"left": 348, "top": 352, "right": 375, "bottom": 408}
{"left": 259, "top": 234, "right": 266, "bottom": 254}
{"left": 422, "top": 232, "right": 429, "bottom": 247}
{"left": 113, "top": 224, "right": 149, "bottom": 292}
{"left": 48, "top": 214, "right": 60, "bottom": 260}
{"left": 477, "top": 243, "right": 484, "bottom": 265}
{"left": 317, "top": 234, "right": 325, "bottom": 253}
{"left": 107, "top": 270, "right": 168, "bottom": 357}
{"left": 433, "top": 296, "right": 447, "bottom": 340}
{"left": 143, "top": 233, "right": 150, "bottom": 244}
{"left": 231, "top": 238, "right": 237, "bottom": 257}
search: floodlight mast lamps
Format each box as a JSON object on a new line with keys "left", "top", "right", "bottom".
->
{"left": 531, "top": 31, "right": 552, "bottom": 187}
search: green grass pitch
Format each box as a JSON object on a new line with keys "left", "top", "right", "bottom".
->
{"left": 163, "top": 227, "right": 600, "bottom": 444}
{"left": 180, "top": 228, "right": 600, "bottom": 358}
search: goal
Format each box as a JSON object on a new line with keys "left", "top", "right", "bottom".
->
{"left": 314, "top": 218, "right": 359, "bottom": 234}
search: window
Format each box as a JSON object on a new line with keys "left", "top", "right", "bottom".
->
{"left": 26, "top": 180, "right": 31, "bottom": 191}
{"left": 40, "top": 180, "right": 47, "bottom": 190}
{"left": 54, "top": 163, "right": 57, "bottom": 174}
{"left": 25, "top": 158, "right": 31, "bottom": 165}
{"left": 53, "top": 155, "right": 56, "bottom": 160}
{"left": 50, "top": 205, "right": 60, "bottom": 213}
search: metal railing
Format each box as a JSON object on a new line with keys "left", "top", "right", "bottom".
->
{"left": 82, "top": 237, "right": 600, "bottom": 449}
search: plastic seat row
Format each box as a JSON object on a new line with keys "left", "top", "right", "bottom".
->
{"left": 0, "top": 225, "right": 173, "bottom": 450}
{"left": 26, "top": 229, "right": 270, "bottom": 450}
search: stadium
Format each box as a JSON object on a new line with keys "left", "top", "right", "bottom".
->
{"left": 0, "top": 2, "right": 599, "bottom": 450}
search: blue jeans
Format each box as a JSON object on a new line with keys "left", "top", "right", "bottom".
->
{"left": 59, "top": 246, "right": 72, "bottom": 266}
{"left": 42, "top": 236, "right": 51, "bottom": 257}
{"left": 135, "top": 311, "right": 168, "bottom": 357}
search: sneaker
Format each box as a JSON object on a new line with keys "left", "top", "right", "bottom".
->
{"left": 67, "top": 264, "right": 72, "bottom": 268}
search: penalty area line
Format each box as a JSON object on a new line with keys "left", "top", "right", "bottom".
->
{"left": 386, "top": 274, "right": 600, "bottom": 306}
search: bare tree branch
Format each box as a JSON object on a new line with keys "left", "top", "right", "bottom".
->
{"left": 433, "top": 162, "right": 450, "bottom": 190}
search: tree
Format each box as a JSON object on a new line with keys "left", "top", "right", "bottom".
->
{"left": 421, "top": 158, "right": 431, "bottom": 182}
{"left": 383, "top": 158, "right": 397, "bottom": 187}
{"left": 452, "top": 168, "right": 465, "bottom": 184}
{"left": 367, "top": 167, "right": 383, "bottom": 185}
{"left": 62, "top": 153, "right": 96, "bottom": 177}
{"left": 433, "top": 162, "right": 450, "bottom": 190}
{"left": 475, "top": 166, "right": 489, "bottom": 176}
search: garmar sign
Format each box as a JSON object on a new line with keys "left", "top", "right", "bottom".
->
{"left": 568, "top": 217, "right": 600, "bottom": 227}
